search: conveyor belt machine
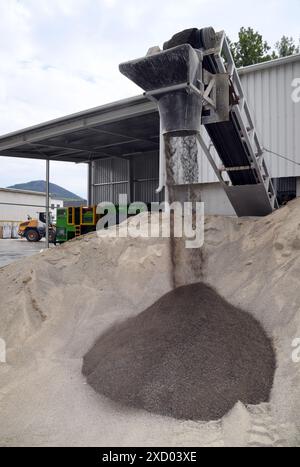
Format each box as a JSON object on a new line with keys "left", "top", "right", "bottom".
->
{"left": 120, "top": 28, "right": 278, "bottom": 216}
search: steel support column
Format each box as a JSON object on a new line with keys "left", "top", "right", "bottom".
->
{"left": 46, "top": 159, "right": 50, "bottom": 249}
{"left": 87, "top": 160, "right": 92, "bottom": 206}
{"left": 129, "top": 157, "right": 134, "bottom": 203}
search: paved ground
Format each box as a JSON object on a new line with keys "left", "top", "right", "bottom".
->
{"left": 0, "top": 238, "right": 54, "bottom": 268}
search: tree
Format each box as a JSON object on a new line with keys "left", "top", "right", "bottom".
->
{"left": 230, "top": 27, "right": 274, "bottom": 67}
{"left": 275, "top": 36, "right": 299, "bottom": 57}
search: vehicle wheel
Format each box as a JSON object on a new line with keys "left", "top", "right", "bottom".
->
{"left": 25, "top": 229, "right": 41, "bottom": 242}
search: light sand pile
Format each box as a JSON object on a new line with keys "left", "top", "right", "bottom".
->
{"left": 0, "top": 200, "right": 300, "bottom": 446}
{"left": 83, "top": 283, "right": 276, "bottom": 421}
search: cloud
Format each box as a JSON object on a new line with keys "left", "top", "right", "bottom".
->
{"left": 1, "top": 0, "right": 299, "bottom": 133}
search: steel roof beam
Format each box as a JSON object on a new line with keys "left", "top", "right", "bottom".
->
{"left": 0, "top": 96, "right": 156, "bottom": 152}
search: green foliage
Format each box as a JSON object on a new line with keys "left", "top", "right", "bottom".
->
{"left": 229, "top": 28, "right": 299, "bottom": 68}
{"left": 275, "top": 36, "right": 300, "bottom": 57}
{"left": 230, "top": 27, "right": 272, "bottom": 67}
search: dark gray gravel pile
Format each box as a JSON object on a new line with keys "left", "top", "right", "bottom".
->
{"left": 82, "top": 283, "right": 276, "bottom": 421}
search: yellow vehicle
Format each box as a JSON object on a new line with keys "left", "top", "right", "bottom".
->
{"left": 18, "top": 213, "right": 56, "bottom": 243}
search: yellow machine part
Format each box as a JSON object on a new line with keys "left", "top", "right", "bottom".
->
{"left": 18, "top": 219, "right": 39, "bottom": 232}
{"left": 67, "top": 206, "right": 96, "bottom": 226}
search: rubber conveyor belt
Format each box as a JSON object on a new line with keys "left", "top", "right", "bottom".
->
{"left": 205, "top": 116, "right": 258, "bottom": 186}
{"left": 202, "top": 52, "right": 259, "bottom": 186}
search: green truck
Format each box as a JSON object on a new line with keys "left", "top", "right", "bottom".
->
{"left": 55, "top": 204, "right": 148, "bottom": 244}
{"left": 55, "top": 206, "right": 98, "bottom": 243}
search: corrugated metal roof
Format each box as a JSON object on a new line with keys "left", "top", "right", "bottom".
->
{"left": 238, "top": 53, "right": 300, "bottom": 75}
{"left": 0, "top": 96, "right": 158, "bottom": 163}
{"left": 0, "top": 187, "right": 46, "bottom": 196}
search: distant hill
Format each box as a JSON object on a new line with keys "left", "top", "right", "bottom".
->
{"left": 8, "top": 180, "right": 87, "bottom": 207}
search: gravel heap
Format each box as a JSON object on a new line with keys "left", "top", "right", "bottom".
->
{"left": 83, "top": 282, "right": 276, "bottom": 421}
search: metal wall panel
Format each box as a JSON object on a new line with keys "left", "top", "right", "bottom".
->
{"left": 92, "top": 158, "right": 129, "bottom": 204}
{"left": 240, "top": 60, "right": 300, "bottom": 178}
{"left": 92, "top": 152, "right": 163, "bottom": 205}
{"left": 131, "top": 151, "right": 163, "bottom": 204}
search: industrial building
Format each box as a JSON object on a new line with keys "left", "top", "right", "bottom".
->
{"left": 0, "top": 187, "right": 63, "bottom": 225}
{"left": 0, "top": 53, "right": 299, "bottom": 217}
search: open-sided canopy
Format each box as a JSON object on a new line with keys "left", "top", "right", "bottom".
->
{"left": 0, "top": 96, "right": 159, "bottom": 163}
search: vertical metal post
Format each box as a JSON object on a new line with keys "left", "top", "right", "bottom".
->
{"left": 91, "top": 161, "right": 95, "bottom": 206}
{"left": 129, "top": 157, "right": 134, "bottom": 203}
{"left": 110, "top": 158, "right": 113, "bottom": 203}
{"left": 46, "top": 159, "right": 50, "bottom": 249}
{"left": 87, "top": 160, "right": 92, "bottom": 206}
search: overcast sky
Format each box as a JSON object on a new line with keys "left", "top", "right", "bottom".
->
{"left": 0, "top": 0, "right": 299, "bottom": 198}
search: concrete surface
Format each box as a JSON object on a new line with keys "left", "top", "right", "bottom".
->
{"left": 0, "top": 238, "right": 53, "bottom": 268}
